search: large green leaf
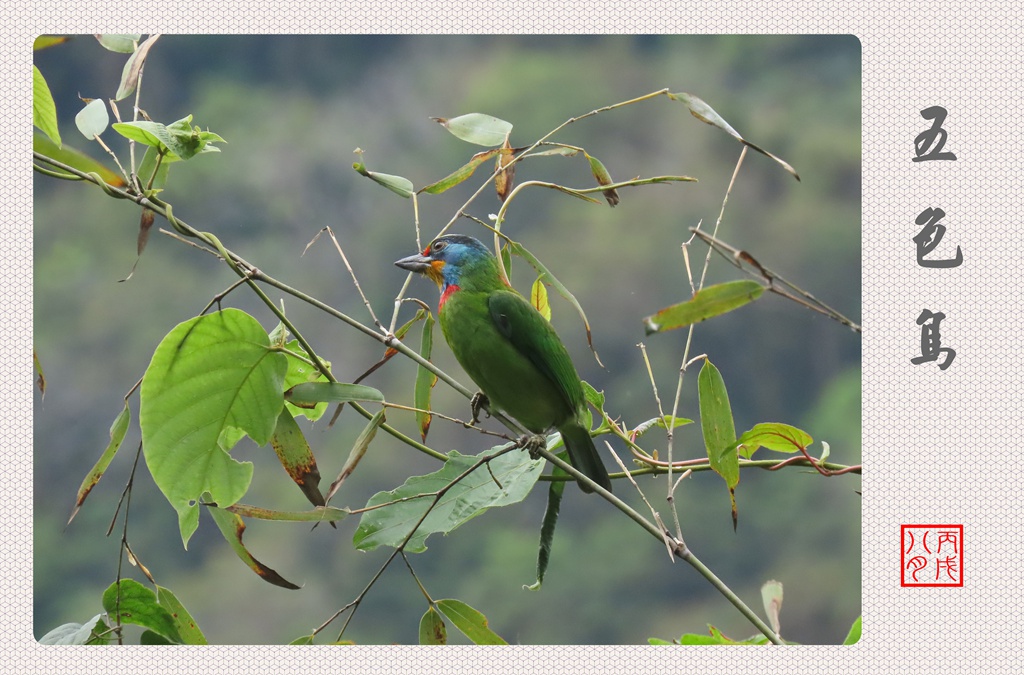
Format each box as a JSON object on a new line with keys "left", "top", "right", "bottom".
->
{"left": 102, "top": 579, "right": 183, "bottom": 644}
{"left": 140, "top": 309, "right": 287, "bottom": 547}
{"left": 353, "top": 445, "right": 545, "bottom": 553}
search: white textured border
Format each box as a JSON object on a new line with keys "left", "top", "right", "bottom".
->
{"left": 10, "top": 1, "right": 1021, "bottom": 673}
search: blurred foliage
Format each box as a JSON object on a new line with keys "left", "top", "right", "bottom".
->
{"left": 34, "top": 35, "right": 860, "bottom": 644}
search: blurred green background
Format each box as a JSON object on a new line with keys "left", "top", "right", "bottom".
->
{"left": 34, "top": 35, "right": 861, "bottom": 645}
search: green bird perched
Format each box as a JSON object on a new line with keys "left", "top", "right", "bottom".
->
{"left": 395, "top": 234, "right": 612, "bottom": 494}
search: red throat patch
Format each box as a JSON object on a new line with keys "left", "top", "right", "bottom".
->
{"left": 439, "top": 284, "right": 460, "bottom": 310}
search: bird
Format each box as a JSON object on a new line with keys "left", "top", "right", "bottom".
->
{"left": 395, "top": 234, "right": 612, "bottom": 493}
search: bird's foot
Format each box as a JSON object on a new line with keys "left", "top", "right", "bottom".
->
{"left": 470, "top": 392, "right": 490, "bottom": 425}
{"left": 517, "top": 434, "right": 548, "bottom": 459}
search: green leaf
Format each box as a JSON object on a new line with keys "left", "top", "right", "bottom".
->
{"left": 38, "top": 615, "right": 107, "bottom": 645}
{"left": 285, "top": 381, "right": 384, "bottom": 406}
{"left": 136, "top": 145, "right": 170, "bottom": 191}
{"left": 33, "top": 36, "right": 70, "bottom": 51}
{"left": 530, "top": 276, "right": 551, "bottom": 321}
{"left": 419, "top": 148, "right": 500, "bottom": 194}
{"left": 34, "top": 133, "right": 125, "bottom": 186}
{"left": 584, "top": 152, "right": 620, "bottom": 206}
{"left": 734, "top": 422, "right": 813, "bottom": 459}
{"left": 669, "top": 92, "right": 800, "bottom": 181}
{"left": 415, "top": 313, "right": 437, "bottom": 441}
{"left": 431, "top": 113, "right": 512, "bottom": 147}
{"left": 102, "top": 579, "right": 183, "bottom": 644}
{"left": 75, "top": 98, "right": 108, "bottom": 141}
{"left": 96, "top": 34, "right": 141, "bottom": 53}
{"left": 289, "top": 634, "right": 316, "bottom": 645}
{"left": 643, "top": 280, "right": 764, "bottom": 334}
{"left": 115, "top": 34, "right": 160, "bottom": 101}
{"left": 761, "top": 580, "right": 783, "bottom": 637}
{"left": 435, "top": 599, "right": 507, "bottom": 645}
{"left": 631, "top": 415, "right": 694, "bottom": 439}
{"left": 698, "top": 359, "right": 739, "bottom": 529}
{"left": 526, "top": 461, "right": 567, "bottom": 591}
{"left": 353, "top": 446, "right": 544, "bottom": 553}
{"left": 139, "top": 309, "right": 287, "bottom": 547}
{"left": 282, "top": 339, "right": 330, "bottom": 421}
{"left": 206, "top": 504, "right": 301, "bottom": 589}
{"left": 156, "top": 586, "right": 207, "bottom": 645}
{"left": 270, "top": 408, "right": 324, "bottom": 506}
{"left": 112, "top": 115, "right": 223, "bottom": 160}
{"left": 226, "top": 503, "right": 350, "bottom": 523}
{"left": 68, "top": 401, "right": 130, "bottom": 526}
{"left": 510, "top": 240, "right": 603, "bottom": 366}
{"left": 843, "top": 616, "right": 862, "bottom": 645}
{"left": 352, "top": 160, "right": 414, "bottom": 198}
{"left": 419, "top": 607, "right": 448, "bottom": 645}
{"left": 32, "top": 66, "right": 61, "bottom": 147}
{"left": 325, "top": 408, "right": 386, "bottom": 502}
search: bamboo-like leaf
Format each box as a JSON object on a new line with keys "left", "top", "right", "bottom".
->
{"left": 510, "top": 241, "right": 603, "bottom": 366}
{"left": 33, "top": 35, "right": 71, "bottom": 51}
{"left": 431, "top": 113, "right": 513, "bottom": 147}
{"left": 75, "top": 98, "right": 108, "bottom": 140}
{"left": 206, "top": 504, "right": 301, "bottom": 589}
{"left": 285, "top": 381, "right": 384, "bottom": 406}
{"left": 530, "top": 276, "right": 551, "bottom": 321}
{"left": 495, "top": 139, "right": 516, "bottom": 202}
{"left": 270, "top": 408, "right": 324, "bottom": 506}
{"left": 34, "top": 133, "right": 125, "bottom": 186}
{"left": 325, "top": 408, "right": 386, "bottom": 502}
{"left": 698, "top": 359, "right": 739, "bottom": 529}
{"left": 585, "top": 152, "right": 620, "bottom": 206}
{"left": 226, "top": 503, "right": 350, "bottom": 523}
{"left": 843, "top": 617, "right": 862, "bottom": 645}
{"left": 352, "top": 160, "right": 414, "bottom": 198}
{"left": 68, "top": 401, "right": 130, "bottom": 526}
{"left": 415, "top": 313, "right": 437, "bottom": 441}
{"left": 115, "top": 34, "right": 160, "bottom": 101}
{"left": 33, "top": 348, "right": 46, "bottom": 397}
{"left": 643, "top": 280, "right": 765, "bottom": 334}
{"left": 419, "top": 148, "right": 500, "bottom": 194}
{"left": 526, "top": 460, "right": 567, "bottom": 591}
{"left": 419, "top": 607, "right": 448, "bottom": 645}
{"left": 669, "top": 92, "right": 800, "bottom": 181}
{"left": 33, "top": 66, "right": 61, "bottom": 147}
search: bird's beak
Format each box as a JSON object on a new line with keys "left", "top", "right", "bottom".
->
{"left": 394, "top": 253, "right": 432, "bottom": 274}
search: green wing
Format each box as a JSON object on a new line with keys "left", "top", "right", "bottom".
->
{"left": 487, "top": 290, "right": 585, "bottom": 415}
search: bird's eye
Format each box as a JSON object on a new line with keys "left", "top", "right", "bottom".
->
{"left": 432, "top": 240, "right": 447, "bottom": 253}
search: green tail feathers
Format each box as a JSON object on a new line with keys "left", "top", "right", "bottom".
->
{"left": 559, "top": 423, "right": 612, "bottom": 493}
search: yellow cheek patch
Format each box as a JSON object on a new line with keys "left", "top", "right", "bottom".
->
{"left": 426, "top": 260, "right": 445, "bottom": 286}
